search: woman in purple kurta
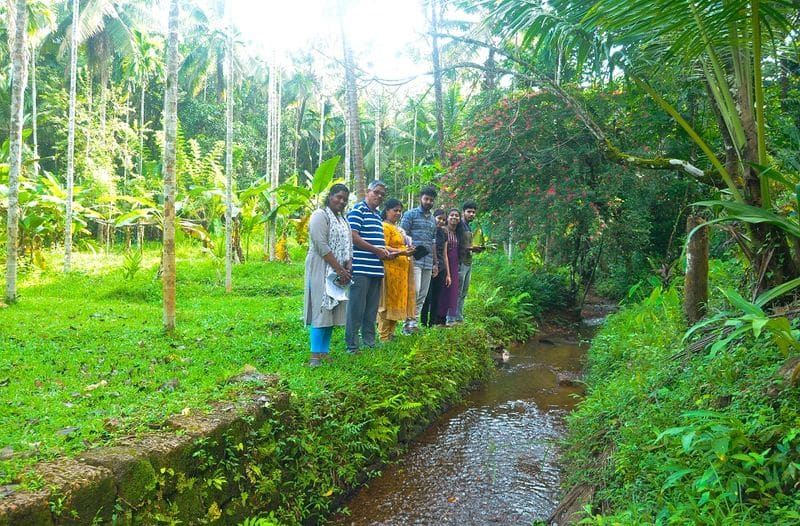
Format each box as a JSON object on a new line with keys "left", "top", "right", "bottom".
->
{"left": 437, "top": 208, "right": 465, "bottom": 324}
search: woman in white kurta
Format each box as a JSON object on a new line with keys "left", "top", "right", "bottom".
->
{"left": 303, "top": 184, "right": 353, "bottom": 366}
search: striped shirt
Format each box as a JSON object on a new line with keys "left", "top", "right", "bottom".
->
{"left": 347, "top": 200, "right": 385, "bottom": 277}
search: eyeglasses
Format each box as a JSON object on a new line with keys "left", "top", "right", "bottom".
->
{"left": 371, "top": 190, "right": 386, "bottom": 198}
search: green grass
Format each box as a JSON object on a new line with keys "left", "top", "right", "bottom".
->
{"left": 2, "top": 248, "right": 299, "bottom": 482}
{"left": 0, "top": 247, "right": 401, "bottom": 481}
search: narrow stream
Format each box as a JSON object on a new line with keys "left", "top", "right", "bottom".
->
{"left": 331, "top": 332, "right": 589, "bottom": 525}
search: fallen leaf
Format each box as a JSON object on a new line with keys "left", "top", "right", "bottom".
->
{"left": 1, "top": 485, "right": 20, "bottom": 498}
{"left": 159, "top": 378, "right": 180, "bottom": 392}
{"left": 56, "top": 426, "right": 80, "bottom": 437}
{"left": 84, "top": 380, "right": 108, "bottom": 391}
{"left": 103, "top": 418, "right": 121, "bottom": 430}
{"left": 447, "top": 496, "right": 458, "bottom": 503}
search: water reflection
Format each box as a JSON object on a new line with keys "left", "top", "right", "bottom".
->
{"left": 331, "top": 337, "right": 587, "bottom": 526}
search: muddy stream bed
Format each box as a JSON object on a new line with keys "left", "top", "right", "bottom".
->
{"left": 330, "top": 327, "right": 592, "bottom": 526}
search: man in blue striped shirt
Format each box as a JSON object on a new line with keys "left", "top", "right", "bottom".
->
{"left": 345, "top": 180, "right": 390, "bottom": 353}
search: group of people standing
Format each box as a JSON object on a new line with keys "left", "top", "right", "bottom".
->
{"left": 303, "top": 180, "right": 483, "bottom": 366}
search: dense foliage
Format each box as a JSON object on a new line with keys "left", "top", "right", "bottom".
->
{"left": 565, "top": 274, "right": 800, "bottom": 524}
{"left": 445, "top": 89, "right": 707, "bottom": 297}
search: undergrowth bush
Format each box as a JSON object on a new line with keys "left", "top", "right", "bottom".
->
{"left": 564, "top": 280, "right": 800, "bottom": 525}
{"left": 471, "top": 252, "right": 573, "bottom": 317}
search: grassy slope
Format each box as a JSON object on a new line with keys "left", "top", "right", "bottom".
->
{"left": 0, "top": 245, "right": 498, "bottom": 499}
{"left": 564, "top": 285, "right": 800, "bottom": 524}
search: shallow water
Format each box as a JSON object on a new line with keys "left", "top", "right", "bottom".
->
{"left": 330, "top": 335, "right": 588, "bottom": 526}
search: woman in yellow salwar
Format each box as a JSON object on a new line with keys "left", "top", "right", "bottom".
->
{"left": 378, "top": 198, "right": 416, "bottom": 342}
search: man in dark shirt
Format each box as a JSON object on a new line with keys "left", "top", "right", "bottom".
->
{"left": 400, "top": 187, "right": 438, "bottom": 333}
{"left": 456, "top": 200, "right": 484, "bottom": 322}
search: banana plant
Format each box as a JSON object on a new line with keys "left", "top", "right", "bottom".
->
{"left": 113, "top": 194, "right": 211, "bottom": 246}
{"left": 272, "top": 155, "right": 342, "bottom": 245}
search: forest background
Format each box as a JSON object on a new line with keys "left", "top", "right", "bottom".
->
{"left": 2, "top": 0, "right": 800, "bottom": 524}
{"left": 2, "top": 0, "right": 797, "bottom": 313}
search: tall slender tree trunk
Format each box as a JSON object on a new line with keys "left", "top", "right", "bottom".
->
{"left": 317, "top": 89, "right": 325, "bottom": 169}
{"left": 345, "top": 107, "right": 352, "bottom": 186}
{"left": 266, "top": 52, "right": 281, "bottom": 261}
{"left": 342, "top": 37, "right": 366, "bottom": 199}
{"left": 139, "top": 82, "right": 146, "bottom": 176}
{"left": 293, "top": 93, "right": 308, "bottom": 177}
{"left": 409, "top": 105, "right": 417, "bottom": 209}
{"left": 374, "top": 99, "right": 381, "bottom": 180}
{"left": 224, "top": 2, "right": 234, "bottom": 292}
{"left": 5, "top": 0, "right": 29, "bottom": 304}
{"left": 65, "top": 0, "right": 80, "bottom": 273}
{"left": 162, "top": 0, "right": 180, "bottom": 332}
{"left": 31, "top": 46, "right": 39, "bottom": 178}
{"left": 99, "top": 62, "right": 109, "bottom": 141}
{"left": 430, "top": 0, "right": 446, "bottom": 166}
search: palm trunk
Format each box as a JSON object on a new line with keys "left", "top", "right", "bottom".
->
{"left": 65, "top": 0, "right": 80, "bottom": 273}
{"left": 317, "top": 92, "right": 325, "bottom": 169}
{"left": 293, "top": 93, "right": 308, "bottom": 177}
{"left": 345, "top": 107, "right": 352, "bottom": 186}
{"left": 139, "top": 81, "right": 146, "bottom": 176}
{"left": 31, "top": 45, "right": 39, "bottom": 178}
{"left": 374, "top": 100, "right": 381, "bottom": 180}
{"left": 224, "top": 3, "right": 234, "bottom": 292}
{"left": 267, "top": 53, "right": 281, "bottom": 261}
{"left": 163, "top": 0, "right": 180, "bottom": 332}
{"left": 342, "top": 37, "right": 366, "bottom": 199}
{"left": 99, "top": 63, "right": 109, "bottom": 141}
{"left": 5, "top": 0, "right": 29, "bottom": 304}
{"left": 430, "top": 0, "right": 446, "bottom": 165}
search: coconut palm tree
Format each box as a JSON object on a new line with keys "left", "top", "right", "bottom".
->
{"left": 430, "top": 0, "right": 446, "bottom": 165}
{"left": 28, "top": 0, "right": 57, "bottom": 180}
{"left": 4, "top": 0, "right": 29, "bottom": 304}
{"left": 340, "top": 25, "right": 366, "bottom": 199}
{"left": 120, "top": 29, "right": 164, "bottom": 179}
{"left": 265, "top": 49, "right": 281, "bottom": 260}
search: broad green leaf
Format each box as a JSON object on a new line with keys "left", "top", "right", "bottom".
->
{"left": 694, "top": 200, "right": 800, "bottom": 238}
{"left": 662, "top": 468, "right": 693, "bottom": 490}
{"left": 754, "top": 277, "right": 800, "bottom": 307}
{"left": 311, "top": 156, "right": 341, "bottom": 195}
{"left": 682, "top": 430, "right": 696, "bottom": 452}
{"left": 718, "top": 287, "right": 763, "bottom": 317}
{"left": 115, "top": 209, "right": 154, "bottom": 227}
{"left": 750, "top": 317, "right": 769, "bottom": 338}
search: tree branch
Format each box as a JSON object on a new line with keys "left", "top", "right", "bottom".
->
{"left": 439, "top": 35, "right": 720, "bottom": 187}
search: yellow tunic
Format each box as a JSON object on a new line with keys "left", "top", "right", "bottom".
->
{"left": 379, "top": 222, "right": 416, "bottom": 320}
